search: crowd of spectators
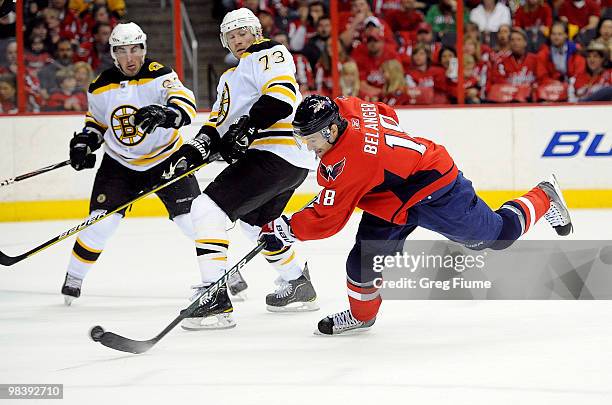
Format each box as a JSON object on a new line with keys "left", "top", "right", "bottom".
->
{"left": 0, "top": 0, "right": 125, "bottom": 113}
{"left": 222, "top": 0, "right": 612, "bottom": 104}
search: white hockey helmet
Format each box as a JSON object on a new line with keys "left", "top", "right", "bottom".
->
{"left": 109, "top": 22, "right": 147, "bottom": 69}
{"left": 219, "top": 8, "right": 262, "bottom": 49}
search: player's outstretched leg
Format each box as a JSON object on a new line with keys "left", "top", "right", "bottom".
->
{"left": 181, "top": 284, "right": 236, "bottom": 330}
{"left": 266, "top": 261, "right": 318, "bottom": 312}
{"left": 315, "top": 309, "right": 376, "bottom": 336}
{"left": 61, "top": 211, "right": 122, "bottom": 305}
{"left": 538, "top": 174, "right": 573, "bottom": 236}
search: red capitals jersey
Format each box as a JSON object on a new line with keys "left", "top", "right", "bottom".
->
{"left": 572, "top": 69, "right": 612, "bottom": 99}
{"left": 290, "top": 96, "right": 458, "bottom": 241}
{"left": 490, "top": 52, "right": 539, "bottom": 86}
{"left": 351, "top": 43, "right": 400, "bottom": 89}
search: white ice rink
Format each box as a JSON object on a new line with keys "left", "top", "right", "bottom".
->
{"left": 1, "top": 210, "right": 612, "bottom": 404}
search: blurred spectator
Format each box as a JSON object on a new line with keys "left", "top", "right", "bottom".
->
{"left": 380, "top": 59, "right": 411, "bottom": 105}
{"left": 594, "top": 17, "right": 612, "bottom": 57}
{"left": 339, "top": 0, "right": 392, "bottom": 50}
{"left": 0, "top": 8, "right": 15, "bottom": 40}
{"left": 339, "top": 60, "right": 365, "bottom": 97}
{"left": 537, "top": 21, "right": 586, "bottom": 83}
{"left": 273, "top": 32, "right": 314, "bottom": 94}
{"left": 287, "top": 1, "right": 314, "bottom": 52}
{"left": 425, "top": 0, "right": 469, "bottom": 39}
{"left": 302, "top": 15, "right": 331, "bottom": 69}
{"left": 570, "top": 41, "right": 611, "bottom": 100}
{"left": 513, "top": 0, "right": 553, "bottom": 35}
{"left": 73, "top": 61, "right": 94, "bottom": 92}
{"left": 43, "top": 8, "right": 64, "bottom": 50}
{"left": 25, "top": 17, "right": 53, "bottom": 52}
{"left": 438, "top": 45, "right": 457, "bottom": 70}
{"left": 80, "top": 5, "right": 118, "bottom": 44}
{"left": 0, "top": 73, "right": 16, "bottom": 113}
{"left": 405, "top": 44, "right": 445, "bottom": 103}
{"left": 469, "top": 0, "right": 511, "bottom": 34}
{"left": 39, "top": 39, "right": 75, "bottom": 93}
{"left": 69, "top": 0, "right": 126, "bottom": 18}
{"left": 490, "top": 23, "right": 512, "bottom": 64}
{"left": 385, "top": 0, "right": 424, "bottom": 37}
{"left": 75, "top": 22, "right": 113, "bottom": 73}
{"left": 25, "top": 36, "right": 53, "bottom": 74}
{"left": 308, "top": 1, "right": 326, "bottom": 26}
{"left": 258, "top": 9, "right": 280, "bottom": 37}
{"left": 445, "top": 53, "right": 482, "bottom": 103}
{"left": 350, "top": 28, "right": 399, "bottom": 98}
{"left": 362, "top": 15, "right": 398, "bottom": 49}
{"left": 463, "top": 37, "right": 489, "bottom": 89}
{"left": 489, "top": 28, "right": 539, "bottom": 101}
{"left": 558, "top": 0, "right": 601, "bottom": 31}
{"left": 45, "top": 67, "right": 86, "bottom": 111}
{"left": 372, "top": 0, "right": 404, "bottom": 15}
{"left": 0, "top": 40, "right": 45, "bottom": 111}
{"left": 398, "top": 22, "right": 442, "bottom": 65}
{"left": 314, "top": 38, "right": 351, "bottom": 96}
{"left": 48, "top": 0, "right": 81, "bottom": 42}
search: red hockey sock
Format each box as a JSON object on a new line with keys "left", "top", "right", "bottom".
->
{"left": 347, "top": 282, "right": 382, "bottom": 321}
{"left": 513, "top": 187, "right": 550, "bottom": 233}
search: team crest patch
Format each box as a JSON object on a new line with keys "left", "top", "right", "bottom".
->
{"left": 216, "top": 82, "right": 231, "bottom": 126}
{"left": 319, "top": 158, "right": 346, "bottom": 182}
{"left": 110, "top": 105, "right": 146, "bottom": 146}
{"left": 97, "top": 194, "right": 107, "bottom": 203}
{"left": 162, "top": 78, "right": 178, "bottom": 89}
{"left": 149, "top": 62, "right": 164, "bottom": 71}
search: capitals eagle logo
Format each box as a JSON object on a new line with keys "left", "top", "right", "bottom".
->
{"left": 318, "top": 158, "right": 346, "bottom": 181}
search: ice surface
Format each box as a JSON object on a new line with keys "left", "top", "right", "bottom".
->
{"left": 1, "top": 211, "right": 611, "bottom": 404}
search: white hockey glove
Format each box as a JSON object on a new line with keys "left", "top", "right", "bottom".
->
{"left": 259, "top": 215, "right": 296, "bottom": 251}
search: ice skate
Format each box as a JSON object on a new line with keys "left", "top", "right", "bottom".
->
{"left": 227, "top": 270, "right": 248, "bottom": 301}
{"left": 181, "top": 284, "right": 236, "bottom": 330}
{"left": 538, "top": 174, "right": 573, "bottom": 236}
{"left": 266, "top": 263, "right": 319, "bottom": 312}
{"left": 61, "top": 273, "right": 82, "bottom": 306}
{"left": 315, "top": 309, "right": 376, "bottom": 336}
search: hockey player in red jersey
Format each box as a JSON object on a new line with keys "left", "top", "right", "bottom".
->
{"left": 260, "top": 95, "right": 573, "bottom": 335}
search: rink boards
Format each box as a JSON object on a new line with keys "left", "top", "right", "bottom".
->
{"left": 1, "top": 104, "right": 611, "bottom": 221}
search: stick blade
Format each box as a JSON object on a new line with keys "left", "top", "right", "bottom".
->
{"left": 98, "top": 331, "right": 156, "bottom": 354}
{"left": 0, "top": 250, "right": 20, "bottom": 266}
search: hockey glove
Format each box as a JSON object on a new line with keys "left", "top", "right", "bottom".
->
{"left": 219, "top": 115, "right": 257, "bottom": 164}
{"left": 133, "top": 104, "right": 181, "bottom": 134}
{"left": 259, "top": 215, "right": 296, "bottom": 251}
{"left": 161, "top": 130, "right": 213, "bottom": 180}
{"left": 69, "top": 130, "right": 101, "bottom": 171}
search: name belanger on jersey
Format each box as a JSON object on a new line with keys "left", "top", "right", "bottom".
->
{"left": 205, "top": 39, "right": 317, "bottom": 170}
{"left": 85, "top": 59, "right": 197, "bottom": 171}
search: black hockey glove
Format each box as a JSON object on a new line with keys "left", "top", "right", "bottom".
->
{"left": 219, "top": 115, "right": 257, "bottom": 164}
{"left": 133, "top": 104, "right": 181, "bottom": 134}
{"left": 69, "top": 130, "right": 101, "bottom": 171}
{"left": 161, "top": 130, "right": 215, "bottom": 180}
{"left": 259, "top": 215, "right": 296, "bottom": 251}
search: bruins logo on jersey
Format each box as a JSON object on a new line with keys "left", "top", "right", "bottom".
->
{"left": 111, "top": 105, "right": 146, "bottom": 146}
{"left": 217, "top": 82, "right": 230, "bottom": 126}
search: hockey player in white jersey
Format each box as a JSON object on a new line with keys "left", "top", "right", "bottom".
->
{"left": 163, "top": 8, "right": 319, "bottom": 330}
{"left": 61, "top": 22, "right": 201, "bottom": 305}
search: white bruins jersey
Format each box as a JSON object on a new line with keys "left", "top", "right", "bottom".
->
{"left": 84, "top": 59, "right": 197, "bottom": 171}
{"left": 205, "top": 39, "right": 317, "bottom": 170}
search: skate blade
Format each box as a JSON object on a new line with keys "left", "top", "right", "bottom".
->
{"left": 548, "top": 174, "right": 573, "bottom": 234}
{"left": 63, "top": 295, "right": 76, "bottom": 306}
{"left": 181, "top": 313, "right": 237, "bottom": 330}
{"left": 313, "top": 326, "right": 373, "bottom": 336}
{"left": 267, "top": 300, "right": 320, "bottom": 313}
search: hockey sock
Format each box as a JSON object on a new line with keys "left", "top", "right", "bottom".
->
{"left": 347, "top": 277, "right": 381, "bottom": 322}
{"left": 191, "top": 194, "right": 230, "bottom": 283}
{"left": 239, "top": 220, "right": 304, "bottom": 281}
{"left": 67, "top": 211, "right": 122, "bottom": 279}
{"left": 492, "top": 187, "right": 550, "bottom": 249}
{"left": 172, "top": 213, "right": 196, "bottom": 239}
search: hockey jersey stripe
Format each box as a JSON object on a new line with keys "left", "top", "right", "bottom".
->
{"left": 261, "top": 75, "right": 298, "bottom": 92}
{"left": 118, "top": 134, "right": 182, "bottom": 166}
{"left": 167, "top": 95, "right": 197, "bottom": 111}
{"left": 251, "top": 137, "right": 298, "bottom": 147}
{"left": 91, "top": 78, "right": 155, "bottom": 95}
{"left": 253, "top": 130, "right": 294, "bottom": 138}
{"left": 263, "top": 86, "right": 296, "bottom": 102}
{"left": 166, "top": 89, "right": 196, "bottom": 103}
{"left": 168, "top": 97, "right": 196, "bottom": 118}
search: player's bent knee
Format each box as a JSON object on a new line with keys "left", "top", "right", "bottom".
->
{"left": 173, "top": 213, "right": 196, "bottom": 239}
{"left": 239, "top": 220, "right": 260, "bottom": 243}
{"left": 80, "top": 210, "right": 122, "bottom": 243}
{"left": 190, "top": 193, "right": 229, "bottom": 230}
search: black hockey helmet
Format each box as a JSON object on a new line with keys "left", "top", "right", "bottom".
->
{"left": 293, "top": 95, "right": 346, "bottom": 139}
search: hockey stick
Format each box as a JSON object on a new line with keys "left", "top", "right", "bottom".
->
{"left": 90, "top": 241, "right": 266, "bottom": 354}
{"left": 0, "top": 159, "right": 71, "bottom": 187}
{"left": 0, "top": 157, "right": 217, "bottom": 267}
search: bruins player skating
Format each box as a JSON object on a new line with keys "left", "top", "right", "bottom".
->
{"left": 61, "top": 22, "right": 201, "bottom": 304}
{"left": 164, "top": 8, "right": 319, "bottom": 330}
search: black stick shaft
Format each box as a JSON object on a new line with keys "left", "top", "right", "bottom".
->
{"left": 0, "top": 157, "right": 217, "bottom": 267}
{"left": 0, "top": 160, "right": 71, "bottom": 187}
